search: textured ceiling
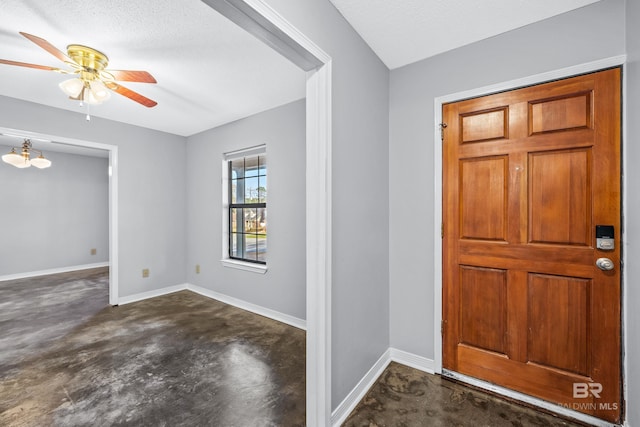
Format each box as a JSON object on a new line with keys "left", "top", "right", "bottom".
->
{"left": 328, "top": 0, "right": 601, "bottom": 69}
{"left": 0, "top": 0, "right": 603, "bottom": 141}
{"left": 0, "top": 0, "right": 306, "bottom": 137}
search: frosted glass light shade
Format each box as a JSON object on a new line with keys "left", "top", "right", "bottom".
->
{"left": 14, "top": 159, "right": 31, "bottom": 168}
{"left": 2, "top": 150, "right": 24, "bottom": 166}
{"left": 59, "top": 78, "right": 84, "bottom": 98}
{"left": 30, "top": 155, "right": 52, "bottom": 169}
{"left": 84, "top": 88, "right": 101, "bottom": 105}
{"left": 89, "top": 80, "right": 110, "bottom": 103}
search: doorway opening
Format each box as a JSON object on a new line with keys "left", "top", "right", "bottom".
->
{"left": 0, "top": 127, "right": 118, "bottom": 304}
{"left": 199, "top": 2, "right": 334, "bottom": 425}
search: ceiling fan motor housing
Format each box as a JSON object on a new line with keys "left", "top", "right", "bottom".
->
{"left": 67, "top": 44, "right": 109, "bottom": 73}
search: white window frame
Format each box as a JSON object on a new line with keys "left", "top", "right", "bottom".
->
{"left": 221, "top": 144, "right": 268, "bottom": 274}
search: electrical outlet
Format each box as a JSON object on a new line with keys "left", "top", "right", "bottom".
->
{"left": 90, "top": 248, "right": 97, "bottom": 255}
{"left": 196, "top": 264, "right": 200, "bottom": 274}
{"left": 142, "top": 268, "right": 150, "bottom": 278}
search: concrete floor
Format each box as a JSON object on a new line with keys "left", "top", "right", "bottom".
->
{"left": 0, "top": 268, "right": 306, "bottom": 426}
{"left": 343, "top": 362, "right": 587, "bottom": 427}
{"left": 1, "top": 268, "right": 593, "bottom": 427}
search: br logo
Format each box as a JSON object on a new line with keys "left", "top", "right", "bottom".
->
{"left": 573, "top": 382, "right": 602, "bottom": 398}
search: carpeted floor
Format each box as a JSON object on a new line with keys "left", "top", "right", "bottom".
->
{"left": 0, "top": 268, "right": 306, "bottom": 426}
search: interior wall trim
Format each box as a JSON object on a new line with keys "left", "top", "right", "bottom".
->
{"left": 0, "top": 262, "right": 110, "bottom": 282}
{"left": 331, "top": 347, "right": 437, "bottom": 426}
{"left": 389, "top": 347, "right": 435, "bottom": 374}
{"left": 187, "top": 283, "right": 306, "bottom": 330}
{"left": 199, "top": 2, "right": 334, "bottom": 425}
{"left": 117, "top": 283, "right": 187, "bottom": 305}
{"left": 117, "top": 282, "right": 306, "bottom": 329}
{"left": 331, "top": 348, "right": 392, "bottom": 427}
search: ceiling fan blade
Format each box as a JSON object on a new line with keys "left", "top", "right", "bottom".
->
{"left": 19, "top": 32, "right": 72, "bottom": 63}
{"left": 0, "top": 58, "right": 63, "bottom": 72}
{"left": 106, "top": 82, "right": 157, "bottom": 108}
{"left": 105, "top": 70, "right": 157, "bottom": 83}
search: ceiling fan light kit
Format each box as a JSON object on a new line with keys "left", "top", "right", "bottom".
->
{"left": 2, "top": 139, "right": 52, "bottom": 169}
{"left": 0, "top": 32, "right": 158, "bottom": 114}
{"left": 58, "top": 45, "right": 112, "bottom": 106}
{"left": 59, "top": 78, "right": 111, "bottom": 105}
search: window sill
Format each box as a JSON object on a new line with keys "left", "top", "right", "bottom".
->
{"left": 220, "top": 259, "right": 268, "bottom": 274}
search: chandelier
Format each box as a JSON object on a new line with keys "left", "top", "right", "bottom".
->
{"left": 2, "top": 139, "right": 52, "bottom": 169}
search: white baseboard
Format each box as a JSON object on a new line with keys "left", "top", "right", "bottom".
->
{"left": 115, "top": 282, "right": 306, "bottom": 330}
{"left": 389, "top": 347, "right": 436, "bottom": 374}
{"left": 186, "top": 283, "right": 306, "bottom": 330}
{"left": 331, "top": 348, "right": 436, "bottom": 427}
{"left": 0, "top": 262, "right": 110, "bottom": 282}
{"left": 331, "top": 349, "right": 392, "bottom": 427}
{"left": 117, "top": 284, "right": 188, "bottom": 305}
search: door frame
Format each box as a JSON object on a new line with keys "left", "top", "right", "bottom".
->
{"left": 433, "top": 55, "right": 627, "bottom": 425}
{"left": 0, "top": 127, "right": 118, "bottom": 303}
{"left": 199, "top": 2, "right": 333, "bottom": 425}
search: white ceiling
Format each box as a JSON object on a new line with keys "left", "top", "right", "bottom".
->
{"left": 0, "top": 0, "right": 306, "bottom": 137}
{"left": 0, "top": 0, "right": 602, "bottom": 144}
{"left": 328, "top": 0, "right": 601, "bottom": 69}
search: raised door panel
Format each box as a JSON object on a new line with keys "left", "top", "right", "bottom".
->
{"left": 459, "top": 266, "right": 507, "bottom": 355}
{"left": 527, "top": 273, "right": 590, "bottom": 376}
{"left": 460, "top": 156, "right": 508, "bottom": 241}
{"left": 529, "top": 92, "right": 592, "bottom": 135}
{"left": 461, "top": 107, "right": 509, "bottom": 143}
{"left": 529, "top": 149, "right": 591, "bottom": 245}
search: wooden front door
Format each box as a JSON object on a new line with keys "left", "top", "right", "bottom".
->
{"left": 442, "top": 68, "right": 621, "bottom": 423}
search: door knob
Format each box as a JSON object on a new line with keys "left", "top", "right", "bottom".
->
{"left": 596, "top": 258, "right": 615, "bottom": 271}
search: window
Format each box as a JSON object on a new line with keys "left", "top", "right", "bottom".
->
{"left": 228, "top": 150, "right": 267, "bottom": 264}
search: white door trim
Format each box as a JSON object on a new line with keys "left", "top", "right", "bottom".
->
{"left": 0, "top": 127, "right": 118, "bottom": 305}
{"left": 200, "top": 2, "right": 333, "bottom": 425}
{"left": 433, "top": 54, "right": 626, "bottom": 419}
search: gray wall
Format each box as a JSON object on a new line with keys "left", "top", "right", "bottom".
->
{"left": 259, "top": 0, "right": 391, "bottom": 410}
{"left": 0, "top": 95, "right": 186, "bottom": 298}
{"left": 389, "top": 0, "right": 626, "bottom": 360}
{"left": 0, "top": 150, "right": 108, "bottom": 276}
{"left": 625, "top": 0, "right": 639, "bottom": 424}
{"left": 186, "top": 100, "right": 306, "bottom": 320}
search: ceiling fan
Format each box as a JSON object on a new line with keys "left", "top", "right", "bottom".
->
{"left": 0, "top": 32, "right": 157, "bottom": 108}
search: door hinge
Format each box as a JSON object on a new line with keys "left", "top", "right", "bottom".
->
{"left": 441, "top": 320, "right": 445, "bottom": 335}
{"left": 441, "top": 222, "right": 444, "bottom": 239}
{"left": 439, "top": 123, "right": 448, "bottom": 141}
